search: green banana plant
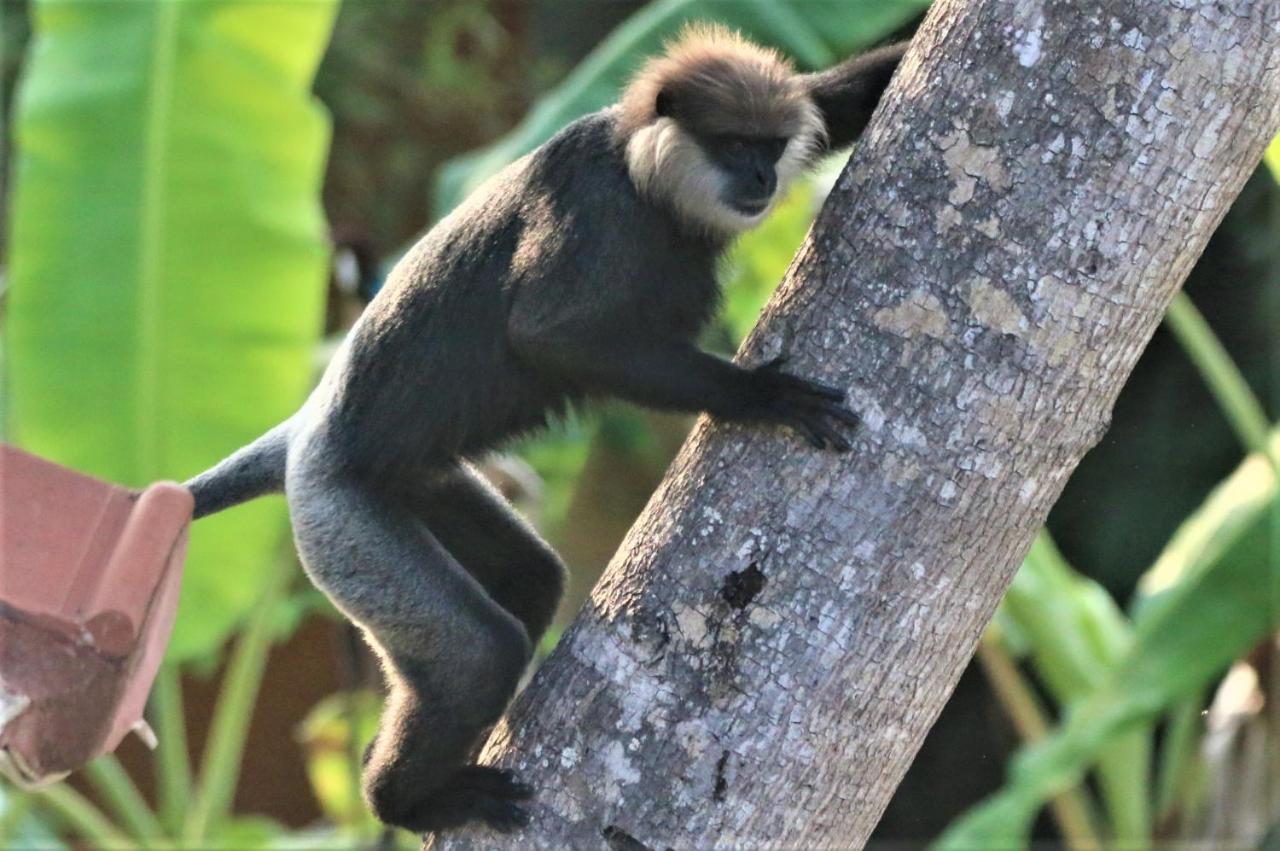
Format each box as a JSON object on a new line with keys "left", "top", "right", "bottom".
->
{"left": 6, "top": 0, "right": 336, "bottom": 663}
{"left": 4, "top": 0, "right": 338, "bottom": 846}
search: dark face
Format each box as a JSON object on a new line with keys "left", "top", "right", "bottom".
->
{"left": 699, "top": 134, "right": 789, "bottom": 215}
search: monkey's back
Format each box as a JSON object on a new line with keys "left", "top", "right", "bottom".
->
{"left": 316, "top": 111, "right": 722, "bottom": 479}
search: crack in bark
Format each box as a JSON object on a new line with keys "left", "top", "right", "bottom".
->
{"left": 712, "top": 749, "right": 731, "bottom": 802}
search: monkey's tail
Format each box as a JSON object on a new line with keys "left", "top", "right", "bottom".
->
{"left": 185, "top": 419, "right": 292, "bottom": 520}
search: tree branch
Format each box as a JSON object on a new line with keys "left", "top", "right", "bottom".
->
{"left": 437, "top": 0, "right": 1280, "bottom": 846}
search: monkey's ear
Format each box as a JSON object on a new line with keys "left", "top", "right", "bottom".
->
{"left": 654, "top": 87, "right": 673, "bottom": 118}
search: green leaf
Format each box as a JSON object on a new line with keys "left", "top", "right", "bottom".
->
{"left": 434, "top": 0, "right": 930, "bottom": 215}
{"left": 1001, "top": 535, "right": 1132, "bottom": 700}
{"left": 5, "top": 0, "right": 337, "bottom": 660}
{"left": 1133, "top": 430, "right": 1280, "bottom": 620}
{"left": 204, "top": 813, "right": 285, "bottom": 850}
{"left": 998, "top": 535, "right": 1151, "bottom": 842}
{"left": 298, "top": 690, "right": 384, "bottom": 830}
{"left": 1264, "top": 133, "right": 1280, "bottom": 182}
{"left": 0, "top": 787, "right": 63, "bottom": 850}
{"left": 936, "top": 436, "right": 1278, "bottom": 850}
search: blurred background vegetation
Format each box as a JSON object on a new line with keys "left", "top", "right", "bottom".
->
{"left": 0, "top": 1, "right": 1275, "bottom": 848}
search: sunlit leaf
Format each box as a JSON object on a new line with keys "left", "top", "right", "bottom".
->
{"left": 719, "top": 180, "right": 822, "bottom": 345}
{"left": 5, "top": 0, "right": 338, "bottom": 660}
{"left": 1263, "top": 133, "right": 1280, "bottom": 182}
{"left": 297, "top": 691, "right": 383, "bottom": 830}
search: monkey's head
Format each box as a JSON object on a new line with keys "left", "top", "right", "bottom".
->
{"left": 618, "top": 24, "right": 826, "bottom": 235}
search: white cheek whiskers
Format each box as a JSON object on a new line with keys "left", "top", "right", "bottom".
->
{"left": 624, "top": 104, "right": 828, "bottom": 238}
{"left": 627, "top": 119, "right": 760, "bottom": 236}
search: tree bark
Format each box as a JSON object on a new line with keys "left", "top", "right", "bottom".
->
{"left": 436, "top": 0, "right": 1280, "bottom": 847}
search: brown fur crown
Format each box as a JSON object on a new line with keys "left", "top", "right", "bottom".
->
{"left": 617, "top": 24, "right": 812, "bottom": 140}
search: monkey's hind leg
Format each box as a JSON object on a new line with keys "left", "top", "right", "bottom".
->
{"left": 287, "top": 461, "right": 534, "bottom": 834}
{"left": 407, "top": 462, "right": 567, "bottom": 649}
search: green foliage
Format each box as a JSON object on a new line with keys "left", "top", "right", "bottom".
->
{"left": 435, "top": 0, "right": 929, "bottom": 215}
{"left": 940, "top": 464, "right": 1275, "bottom": 848}
{"left": 295, "top": 690, "right": 421, "bottom": 849}
{"left": 298, "top": 691, "right": 384, "bottom": 832}
{"left": 1266, "top": 135, "right": 1280, "bottom": 181}
{"left": 5, "top": 2, "right": 337, "bottom": 848}
{"left": 999, "top": 536, "right": 1152, "bottom": 842}
{"left": 0, "top": 786, "right": 61, "bottom": 850}
{"left": 5, "top": 0, "right": 337, "bottom": 662}
{"left": 513, "top": 413, "right": 599, "bottom": 536}
{"left": 940, "top": 414, "right": 1278, "bottom": 848}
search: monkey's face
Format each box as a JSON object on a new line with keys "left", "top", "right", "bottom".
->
{"left": 699, "top": 134, "right": 789, "bottom": 223}
{"left": 619, "top": 31, "right": 825, "bottom": 236}
{"left": 625, "top": 117, "right": 818, "bottom": 235}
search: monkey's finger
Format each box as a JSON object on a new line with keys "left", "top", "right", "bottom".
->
{"left": 456, "top": 766, "right": 534, "bottom": 799}
{"left": 805, "top": 415, "right": 852, "bottom": 453}
{"left": 785, "top": 416, "right": 829, "bottom": 450}
{"left": 778, "top": 373, "right": 845, "bottom": 401}
{"left": 813, "top": 399, "right": 861, "bottom": 428}
{"left": 759, "top": 354, "right": 790, "bottom": 372}
{"left": 475, "top": 797, "right": 530, "bottom": 833}
{"left": 504, "top": 780, "right": 536, "bottom": 800}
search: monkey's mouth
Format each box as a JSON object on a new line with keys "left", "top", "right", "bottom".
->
{"left": 732, "top": 199, "right": 770, "bottom": 216}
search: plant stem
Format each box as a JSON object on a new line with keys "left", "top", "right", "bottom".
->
{"left": 1094, "top": 731, "right": 1152, "bottom": 848}
{"left": 84, "top": 755, "right": 164, "bottom": 844}
{"left": 0, "top": 788, "right": 33, "bottom": 846}
{"left": 182, "top": 557, "right": 292, "bottom": 844}
{"left": 1154, "top": 696, "right": 1203, "bottom": 825}
{"left": 976, "top": 632, "right": 1104, "bottom": 851}
{"left": 37, "top": 782, "right": 135, "bottom": 849}
{"left": 152, "top": 662, "right": 191, "bottom": 835}
{"left": 1164, "top": 292, "right": 1276, "bottom": 466}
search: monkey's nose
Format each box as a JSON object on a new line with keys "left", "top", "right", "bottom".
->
{"left": 755, "top": 167, "right": 777, "bottom": 196}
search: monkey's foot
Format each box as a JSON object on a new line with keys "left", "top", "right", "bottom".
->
{"left": 414, "top": 765, "right": 534, "bottom": 835}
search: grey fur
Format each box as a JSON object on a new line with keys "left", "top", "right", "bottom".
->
{"left": 186, "top": 419, "right": 292, "bottom": 519}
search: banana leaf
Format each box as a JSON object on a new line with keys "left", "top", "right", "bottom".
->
{"left": 5, "top": 0, "right": 337, "bottom": 660}
{"left": 998, "top": 535, "right": 1152, "bottom": 841}
{"left": 936, "top": 432, "right": 1278, "bottom": 850}
{"left": 435, "top": 0, "right": 930, "bottom": 215}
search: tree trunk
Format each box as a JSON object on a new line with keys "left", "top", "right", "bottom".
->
{"left": 436, "top": 0, "right": 1280, "bottom": 847}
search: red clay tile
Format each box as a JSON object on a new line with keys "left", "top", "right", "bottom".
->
{"left": 0, "top": 445, "right": 192, "bottom": 785}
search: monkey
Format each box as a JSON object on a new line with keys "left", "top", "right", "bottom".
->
{"left": 184, "top": 25, "right": 908, "bottom": 835}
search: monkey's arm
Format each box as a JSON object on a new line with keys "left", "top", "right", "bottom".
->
{"left": 801, "top": 41, "right": 909, "bottom": 152}
{"left": 511, "top": 325, "right": 858, "bottom": 451}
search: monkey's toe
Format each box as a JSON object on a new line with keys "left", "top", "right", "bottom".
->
{"left": 453, "top": 765, "right": 534, "bottom": 799}
{"left": 473, "top": 796, "right": 531, "bottom": 833}
{"left": 407, "top": 765, "right": 534, "bottom": 835}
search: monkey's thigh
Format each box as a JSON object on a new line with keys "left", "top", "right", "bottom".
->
{"left": 404, "top": 462, "right": 567, "bottom": 646}
{"left": 285, "top": 461, "right": 531, "bottom": 705}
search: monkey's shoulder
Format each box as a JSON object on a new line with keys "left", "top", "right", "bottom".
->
{"left": 513, "top": 112, "right": 721, "bottom": 303}
{"left": 521, "top": 112, "right": 666, "bottom": 250}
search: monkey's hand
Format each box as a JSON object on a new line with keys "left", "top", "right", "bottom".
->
{"left": 747, "top": 356, "right": 860, "bottom": 452}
